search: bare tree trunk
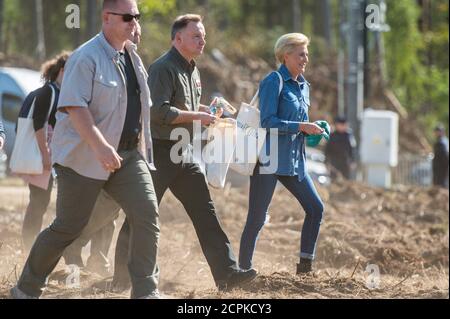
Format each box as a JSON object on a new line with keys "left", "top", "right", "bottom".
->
{"left": 292, "top": 0, "right": 301, "bottom": 32}
{"left": 35, "top": 0, "right": 46, "bottom": 61}
{"left": 321, "top": 0, "right": 332, "bottom": 46}
{"left": 0, "top": 0, "right": 4, "bottom": 52}
{"left": 314, "top": 0, "right": 332, "bottom": 46}
{"left": 86, "top": 0, "right": 98, "bottom": 40}
{"left": 265, "top": 0, "right": 276, "bottom": 28}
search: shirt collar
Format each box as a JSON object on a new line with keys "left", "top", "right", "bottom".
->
{"left": 125, "top": 40, "right": 137, "bottom": 52}
{"left": 278, "top": 64, "right": 310, "bottom": 86}
{"left": 98, "top": 32, "right": 125, "bottom": 62}
{"left": 169, "top": 47, "right": 196, "bottom": 71}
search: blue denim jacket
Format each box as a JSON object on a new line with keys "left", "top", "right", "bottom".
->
{"left": 259, "top": 64, "right": 310, "bottom": 181}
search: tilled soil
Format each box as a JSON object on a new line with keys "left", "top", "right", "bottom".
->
{"left": 0, "top": 178, "right": 448, "bottom": 299}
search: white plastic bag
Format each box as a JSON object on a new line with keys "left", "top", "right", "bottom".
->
{"left": 205, "top": 118, "right": 237, "bottom": 188}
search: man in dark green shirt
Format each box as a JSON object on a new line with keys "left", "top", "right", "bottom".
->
{"left": 112, "top": 14, "right": 257, "bottom": 292}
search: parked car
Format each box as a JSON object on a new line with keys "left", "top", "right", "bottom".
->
{"left": 305, "top": 146, "right": 330, "bottom": 186}
{"left": 0, "top": 67, "right": 43, "bottom": 161}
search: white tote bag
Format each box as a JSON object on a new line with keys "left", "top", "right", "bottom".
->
{"left": 9, "top": 85, "right": 55, "bottom": 175}
{"left": 205, "top": 118, "right": 237, "bottom": 189}
{"left": 230, "top": 71, "right": 283, "bottom": 176}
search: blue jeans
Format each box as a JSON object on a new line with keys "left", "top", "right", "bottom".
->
{"left": 239, "top": 164, "right": 324, "bottom": 270}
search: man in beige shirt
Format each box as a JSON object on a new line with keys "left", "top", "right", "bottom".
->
{"left": 11, "top": 0, "right": 160, "bottom": 299}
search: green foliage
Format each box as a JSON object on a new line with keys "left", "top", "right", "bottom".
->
{"left": 139, "top": 0, "right": 176, "bottom": 16}
{"left": 0, "top": 0, "right": 447, "bottom": 140}
{"left": 384, "top": 0, "right": 449, "bottom": 138}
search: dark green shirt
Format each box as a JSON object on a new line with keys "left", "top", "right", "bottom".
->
{"left": 147, "top": 47, "right": 202, "bottom": 141}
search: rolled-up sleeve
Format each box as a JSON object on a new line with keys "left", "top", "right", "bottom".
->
{"left": 147, "top": 64, "right": 181, "bottom": 125}
{"left": 58, "top": 53, "right": 94, "bottom": 109}
{"left": 259, "top": 73, "right": 300, "bottom": 134}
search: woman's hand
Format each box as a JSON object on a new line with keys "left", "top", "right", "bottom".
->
{"left": 299, "top": 122, "right": 324, "bottom": 135}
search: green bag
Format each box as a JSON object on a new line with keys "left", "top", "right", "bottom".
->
{"left": 305, "top": 120, "right": 330, "bottom": 147}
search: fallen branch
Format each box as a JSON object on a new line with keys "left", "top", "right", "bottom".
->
{"left": 390, "top": 273, "right": 414, "bottom": 289}
{"left": 350, "top": 258, "right": 361, "bottom": 279}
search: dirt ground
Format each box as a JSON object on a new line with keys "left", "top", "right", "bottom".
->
{"left": 0, "top": 176, "right": 448, "bottom": 299}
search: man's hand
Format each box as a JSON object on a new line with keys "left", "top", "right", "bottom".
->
{"left": 199, "top": 104, "right": 211, "bottom": 114}
{"left": 197, "top": 112, "right": 217, "bottom": 126}
{"left": 171, "top": 110, "right": 217, "bottom": 126}
{"left": 0, "top": 136, "right": 4, "bottom": 150}
{"left": 93, "top": 143, "right": 123, "bottom": 173}
{"left": 66, "top": 107, "right": 123, "bottom": 173}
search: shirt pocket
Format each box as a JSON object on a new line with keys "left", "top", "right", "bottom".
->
{"left": 281, "top": 91, "right": 299, "bottom": 103}
{"left": 301, "top": 86, "right": 310, "bottom": 107}
{"left": 91, "top": 73, "right": 119, "bottom": 118}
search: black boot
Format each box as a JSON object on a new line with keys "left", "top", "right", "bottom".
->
{"left": 217, "top": 268, "right": 258, "bottom": 291}
{"left": 296, "top": 258, "right": 312, "bottom": 274}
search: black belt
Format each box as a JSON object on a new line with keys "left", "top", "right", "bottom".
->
{"left": 118, "top": 136, "right": 139, "bottom": 151}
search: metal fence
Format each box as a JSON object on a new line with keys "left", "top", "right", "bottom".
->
{"left": 392, "top": 153, "right": 434, "bottom": 186}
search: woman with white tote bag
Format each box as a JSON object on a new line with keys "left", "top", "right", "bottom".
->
{"left": 239, "top": 33, "right": 326, "bottom": 275}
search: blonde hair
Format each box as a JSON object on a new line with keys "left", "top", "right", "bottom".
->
{"left": 274, "top": 33, "right": 310, "bottom": 65}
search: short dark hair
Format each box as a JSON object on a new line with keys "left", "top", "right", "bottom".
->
{"left": 171, "top": 14, "right": 202, "bottom": 40}
{"left": 103, "top": 0, "right": 136, "bottom": 10}
{"left": 103, "top": 0, "right": 118, "bottom": 10}
{"left": 334, "top": 115, "right": 347, "bottom": 124}
{"left": 434, "top": 123, "right": 445, "bottom": 132}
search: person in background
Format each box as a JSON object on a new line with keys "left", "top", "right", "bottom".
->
{"left": 238, "top": 33, "right": 325, "bottom": 275}
{"left": 0, "top": 119, "right": 5, "bottom": 150}
{"left": 432, "top": 123, "right": 449, "bottom": 188}
{"left": 11, "top": 0, "right": 160, "bottom": 299}
{"left": 324, "top": 116, "right": 357, "bottom": 180}
{"left": 20, "top": 52, "right": 70, "bottom": 252}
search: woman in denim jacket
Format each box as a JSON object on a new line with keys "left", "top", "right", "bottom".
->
{"left": 239, "top": 33, "right": 325, "bottom": 274}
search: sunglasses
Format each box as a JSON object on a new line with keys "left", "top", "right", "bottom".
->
{"left": 107, "top": 12, "right": 141, "bottom": 22}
